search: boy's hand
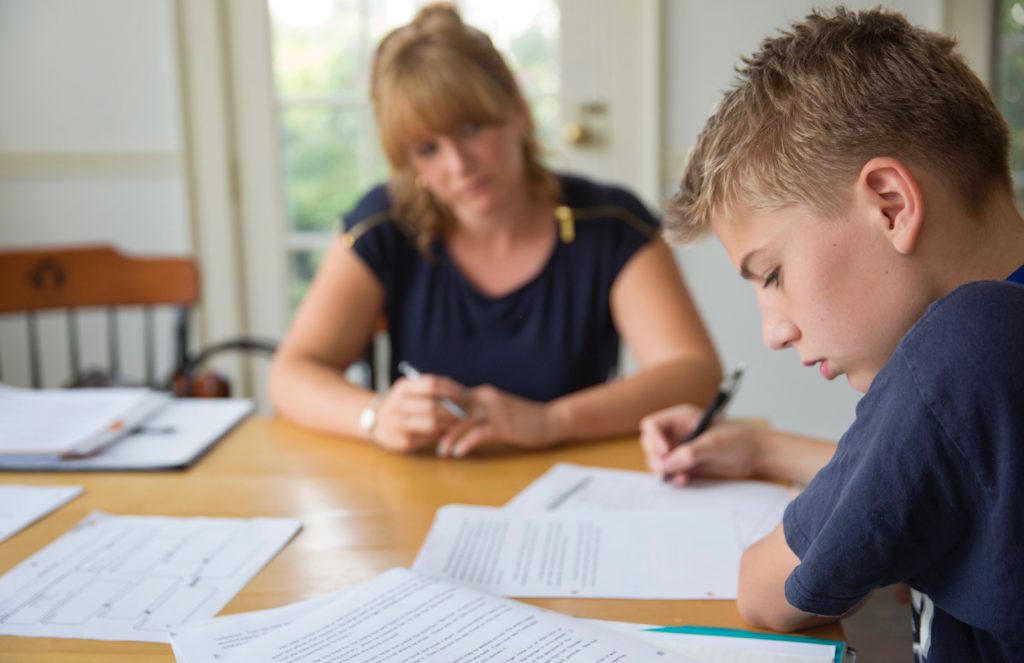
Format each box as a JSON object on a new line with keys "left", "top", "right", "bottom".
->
{"left": 640, "top": 405, "right": 765, "bottom": 485}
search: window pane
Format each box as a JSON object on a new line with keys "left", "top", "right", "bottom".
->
{"left": 461, "top": 0, "right": 560, "bottom": 147}
{"left": 288, "top": 248, "right": 327, "bottom": 311}
{"left": 280, "top": 105, "right": 385, "bottom": 232}
{"left": 995, "top": 0, "right": 1024, "bottom": 199}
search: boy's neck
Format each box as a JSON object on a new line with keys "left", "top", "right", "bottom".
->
{"left": 932, "top": 191, "right": 1024, "bottom": 290}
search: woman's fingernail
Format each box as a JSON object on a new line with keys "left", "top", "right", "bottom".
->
{"left": 436, "top": 442, "right": 446, "bottom": 458}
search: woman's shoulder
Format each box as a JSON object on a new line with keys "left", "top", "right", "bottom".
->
{"left": 557, "top": 173, "right": 660, "bottom": 238}
{"left": 342, "top": 183, "right": 393, "bottom": 233}
{"left": 341, "top": 183, "right": 418, "bottom": 250}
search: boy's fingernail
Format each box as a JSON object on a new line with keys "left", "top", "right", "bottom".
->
{"left": 436, "top": 442, "right": 446, "bottom": 457}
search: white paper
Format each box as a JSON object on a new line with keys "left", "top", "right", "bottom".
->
{"left": 0, "top": 385, "right": 168, "bottom": 457}
{"left": 0, "top": 511, "right": 301, "bottom": 642}
{"left": 0, "top": 399, "right": 252, "bottom": 471}
{"left": 220, "top": 568, "right": 696, "bottom": 663}
{"left": 414, "top": 504, "right": 741, "bottom": 599}
{"left": 505, "top": 463, "right": 794, "bottom": 547}
{"left": 0, "top": 484, "right": 83, "bottom": 542}
{"left": 170, "top": 591, "right": 346, "bottom": 663}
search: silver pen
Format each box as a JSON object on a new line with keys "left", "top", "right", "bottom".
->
{"left": 397, "top": 361, "right": 469, "bottom": 419}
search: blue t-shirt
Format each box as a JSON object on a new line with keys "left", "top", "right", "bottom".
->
{"left": 782, "top": 279, "right": 1024, "bottom": 662}
{"left": 341, "top": 174, "right": 658, "bottom": 401}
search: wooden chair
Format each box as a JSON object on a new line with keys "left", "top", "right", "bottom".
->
{"left": 0, "top": 245, "right": 275, "bottom": 395}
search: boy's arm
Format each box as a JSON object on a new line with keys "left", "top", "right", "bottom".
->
{"left": 737, "top": 524, "right": 836, "bottom": 632}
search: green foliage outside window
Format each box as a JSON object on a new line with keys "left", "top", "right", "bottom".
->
{"left": 996, "top": 1, "right": 1024, "bottom": 198}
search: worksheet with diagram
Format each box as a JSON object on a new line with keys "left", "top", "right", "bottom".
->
{"left": 0, "top": 511, "right": 301, "bottom": 642}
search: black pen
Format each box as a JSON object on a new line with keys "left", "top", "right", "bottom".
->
{"left": 663, "top": 364, "right": 746, "bottom": 481}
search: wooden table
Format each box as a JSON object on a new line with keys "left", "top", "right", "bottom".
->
{"left": 0, "top": 417, "right": 842, "bottom": 661}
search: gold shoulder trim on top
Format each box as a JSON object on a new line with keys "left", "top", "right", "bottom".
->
{"left": 568, "top": 205, "right": 658, "bottom": 239}
{"left": 554, "top": 205, "right": 575, "bottom": 243}
{"left": 341, "top": 211, "right": 392, "bottom": 247}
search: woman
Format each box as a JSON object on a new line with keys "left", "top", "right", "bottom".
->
{"left": 269, "top": 3, "right": 721, "bottom": 457}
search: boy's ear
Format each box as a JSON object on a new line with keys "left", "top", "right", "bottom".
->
{"left": 857, "top": 157, "right": 924, "bottom": 255}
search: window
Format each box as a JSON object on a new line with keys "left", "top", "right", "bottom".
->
{"left": 995, "top": 1, "right": 1024, "bottom": 201}
{"left": 267, "top": 0, "right": 559, "bottom": 309}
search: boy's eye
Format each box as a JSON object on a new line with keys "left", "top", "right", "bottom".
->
{"left": 414, "top": 141, "right": 438, "bottom": 158}
{"left": 763, "top": 267, "right": 781, "bottom": 289}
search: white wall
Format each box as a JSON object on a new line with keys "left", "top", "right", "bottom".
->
{"left": 661, "top": 0, "right": 943, "bottom": 440}
{"left": 0, "top": 0, "right": 189, "bottom": 387}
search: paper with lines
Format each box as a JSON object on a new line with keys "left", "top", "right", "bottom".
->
{"left": 505, "top": 463, "right": 794, "bottom": 548}
{"left": 413, "top": 504, "right": 740, "bottom": 599}
{"left": 0, "top": 511, "right": 300, "bottom": 642}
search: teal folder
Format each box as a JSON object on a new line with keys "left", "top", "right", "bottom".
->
{"left": 648, "top": 625, "right": 850, "bottom": 663}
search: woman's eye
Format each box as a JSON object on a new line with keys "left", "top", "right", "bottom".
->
{"left": 458, "top": 122, "right": 481, "bottom": 138}
{"left": 763, "top": 267, "right": 781, "bottom": 289}
{"left": 414, "top": 141, "right": 439, "bottom": 158}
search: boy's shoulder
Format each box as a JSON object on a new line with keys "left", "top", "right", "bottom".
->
{"left": 899, "top": 280, "right": 1023, "bottom": 366}
{"left": 879, "top": 280, "right": 1024, "bottom": 436}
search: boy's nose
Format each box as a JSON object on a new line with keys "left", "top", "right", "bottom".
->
{"left": 762, "top": 317, "right": 800, "bottom": 350}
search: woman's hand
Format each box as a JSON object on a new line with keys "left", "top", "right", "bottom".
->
{"left": 372, "top": 374, "right": 469, "bottom": 453}
{"left": 640, "top": 404, "right": 766, "bottom": 485}
{"left": 436, "top": 385, "right": 561, "bottom": 458}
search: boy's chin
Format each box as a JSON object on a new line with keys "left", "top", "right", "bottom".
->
{"left": 846, "top": 371, "right": 873, "bottom": 393}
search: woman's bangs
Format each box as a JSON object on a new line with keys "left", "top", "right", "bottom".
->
{"left": 379, "top": 64, "right": 511, "bottom": 162}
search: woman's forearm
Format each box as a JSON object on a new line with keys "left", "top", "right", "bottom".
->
{"left": 268, "top": 355, "right": 375, "bottom": 441}
{"left": 548, "top": 356, "right": 723, "bottom": 444}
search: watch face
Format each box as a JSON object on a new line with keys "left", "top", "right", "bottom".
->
{"left": 360, "top": 404, "right": 377, "bottom": 431}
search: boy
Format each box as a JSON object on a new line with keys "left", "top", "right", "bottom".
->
{"left": 641, "top": 7, "right": 1024, "bottom": 662}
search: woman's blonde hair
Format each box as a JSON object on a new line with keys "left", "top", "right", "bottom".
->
{"left": 371, "top": 3, "right": 559, "bottom": 251}
{"left": 667, "top": 7, "right": 1012, "bottom": 244}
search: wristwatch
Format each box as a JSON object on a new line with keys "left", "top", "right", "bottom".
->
{"left": 359, "top": 393, "right": 383, "bottom": 443}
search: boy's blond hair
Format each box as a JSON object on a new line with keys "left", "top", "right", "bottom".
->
{"left": 371, "top": 3, "right": 558, "bottom": 252}
{"left": 667, "top": 7, "right": 1011, "bottom": 244}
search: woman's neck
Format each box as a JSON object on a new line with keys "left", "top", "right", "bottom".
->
{"left": 451, "top": 192, "right": 554, "bottom": 253}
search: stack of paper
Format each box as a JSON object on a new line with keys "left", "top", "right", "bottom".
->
{"left": 408, "top": 463, "right": 795, "bottom": 602}
{"left": 170, "top": 568, "right": 694, "bottom": 662}
{"left": 0, "top": 385, "right": 169, "bottom": 458}
{"left": 167, "top": 570, "right": 845, "bottom": 663}
{"left": 0, "top": 398, "right": 253, "bottom": 471}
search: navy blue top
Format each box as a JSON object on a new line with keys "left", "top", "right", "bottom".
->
{"left": 782, "top": 278, "right": 1024, "bottom": 662}
{"left": 341, "top": 174, "right": 658, "bottom": 401}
